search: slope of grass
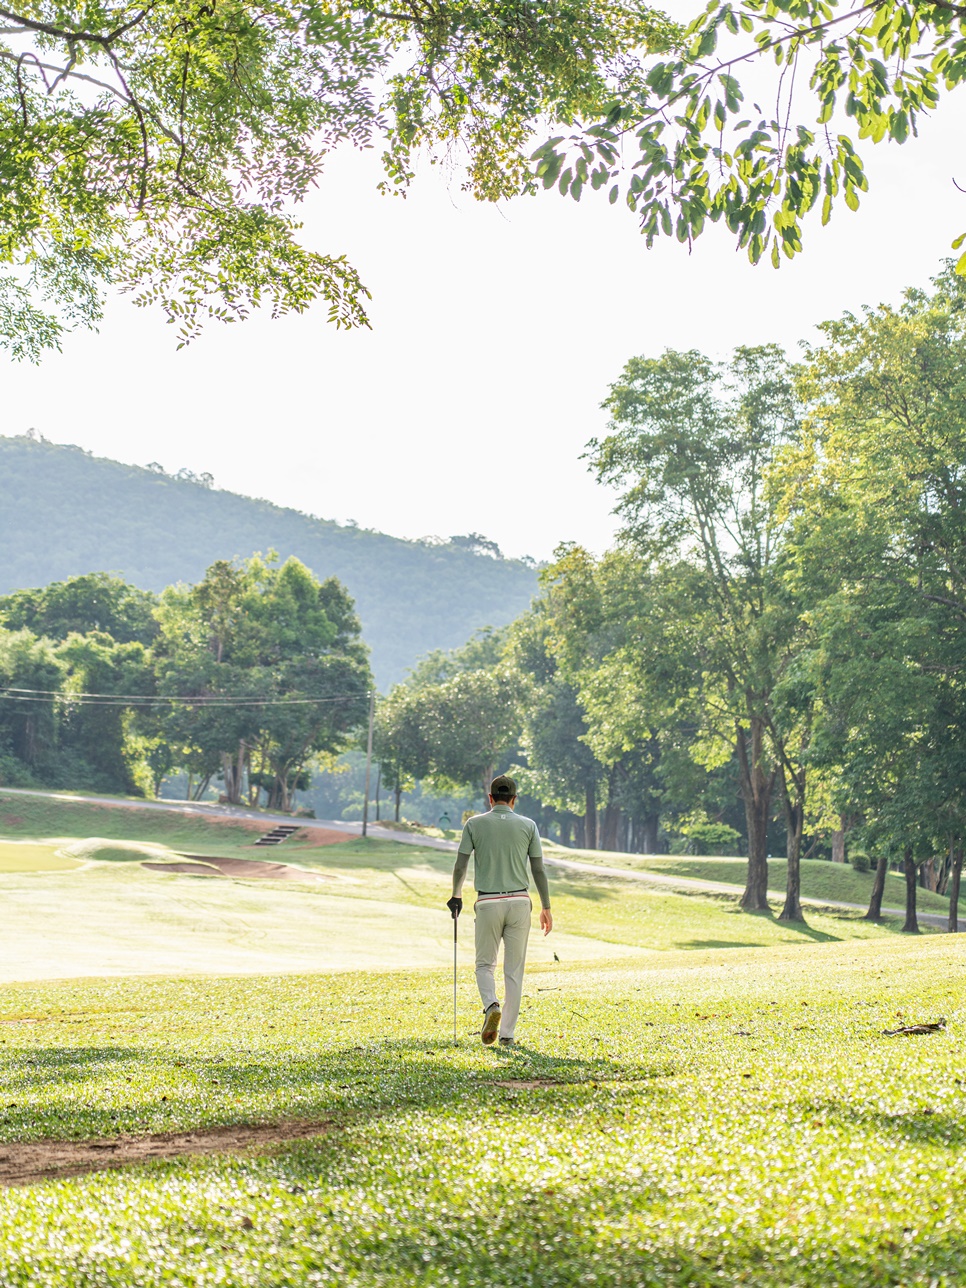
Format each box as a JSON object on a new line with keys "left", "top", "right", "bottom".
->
{"left": 552, "top": 847, "right": 951, "bottom": 915}
{"left": 0, "top": 935, "right": 963, "bottom": 1286}
{"left": 0, "top": 791, "right": 267, "bottom": 855}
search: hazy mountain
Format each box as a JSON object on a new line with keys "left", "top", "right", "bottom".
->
{"left": 0, "top": 435, "right": 539, "bottom": 685}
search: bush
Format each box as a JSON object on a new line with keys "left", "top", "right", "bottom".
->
{"left": 851, "top": 850, "right": 871, "bottom": 873}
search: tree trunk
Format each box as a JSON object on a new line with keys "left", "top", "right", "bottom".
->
{"left": 919, "top": 858, "right": 938, "bottom": 892}
{"left": 831, "top": 826, "right": 846, "bottom": 864}
{"left": 600, "top": 802, "right": 621, "bottom": 851}
{"left": 584, "top": 784, "right": 597, "bottom": 850}
{"left": 559, "top": 816, "right": 572, "bottom": 848}
{"left": 948, "top": 845, "right": 963, "bottom": 934}
{"left": 778, "top": 779, "right": 805, "bottom": 923}
{"left": 482, "top": 765, "right": 495, "bottom": 811}
{"left": 394, "top": 783, "right": 402, "bottom": 822}
{"left": 375, "top": 763, "right": 381, "bottom": 822}
{"left": 247, "top": 746, "right": 259, "bottom": 807}
{"left": 574, "top": 815, "right": 586, "bottom": 848}
{"left": 220, "top": 742, "right": 245, "bottom": 806}
{"left": 865, "top": 851, "right": 888, "bottom": 921}
{"left": 640, "top": 813, "right": 660, "bottom": 855}
{"left": 902, "top": 847, "right": 919, "bottom": 934}
{"left": 938, "top": 839, "right": 953, "bottom": 896}
{"left": 736, "top": 718, "right": 772, "bottom": 912}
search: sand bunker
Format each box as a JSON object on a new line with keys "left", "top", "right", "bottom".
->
{"left": 0, "top": 1119, "right": 332, "bottom": 1187}
{"left": 143, "top": 856, "right": 324, "bottom": 881}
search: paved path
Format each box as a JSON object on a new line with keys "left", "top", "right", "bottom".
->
{"left": 0, "top": 785, "right": 457, "bottom": 850}
{"left": 539, "top": 852, "right": 960, "bottom": 933}
{"left": 1, "top": 786, "right": 957, "bottom": 928}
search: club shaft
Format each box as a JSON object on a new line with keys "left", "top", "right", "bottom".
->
{"left": 453, "top": 915, "right": 458, "bottom": 1045}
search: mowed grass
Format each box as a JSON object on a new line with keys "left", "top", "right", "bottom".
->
{"left": 552, "top": 846, "right": 952, "bottom": 915}
{"left": 0, "top": 791, "right": 274, "bottom": 857}
{"left": 0, "top": 828, "right": 921, "bottom": 984}
{"left": 0, "top": 842, "right": 79, "bottom": 873}
{"left": 1, "top": 935, "right": 965, "bottom": 1286}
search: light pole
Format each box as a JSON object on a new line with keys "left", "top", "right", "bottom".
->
{"left": 362, "top": 688, "right": 375, "bottom": 837}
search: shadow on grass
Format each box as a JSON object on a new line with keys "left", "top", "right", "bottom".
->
{"left": 0, "top": 1037, "right": 671, "bottom": 1143}
{"left": 673, "top": 940, "right": 775, "bottom": 950}
{"left": 808, "top": 1097, "right": 966, "bottom": 1151}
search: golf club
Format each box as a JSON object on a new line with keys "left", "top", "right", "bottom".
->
{"left": 452, "top": 903, "right": 459, "bottom": 1047}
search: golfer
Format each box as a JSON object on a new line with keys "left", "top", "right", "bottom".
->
{"left": 447, "top": 774, "right": 552, "bottom": 1046}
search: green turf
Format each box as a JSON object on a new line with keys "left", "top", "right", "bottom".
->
{"left": 0, "top": 936, "right": 963, "bottom": 1286}
{"left": 0, "top": 842, "right": 80, "bottom": 873}
{"left": 0, "top": 791, "right": 270, "bottom": 856}
{"left": 553, "top": 847, "right": 952, "bottom": 915}
{"left": 0, "top": 791, "right": 958, "bottom": 1285}
{"left": 0, "top": 829, "right": 921, "bottom": 985}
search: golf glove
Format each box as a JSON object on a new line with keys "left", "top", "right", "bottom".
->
{"left": 446, "top": 896, "right": 463, "bottom": 918}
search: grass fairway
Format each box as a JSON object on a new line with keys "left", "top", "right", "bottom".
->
{"left": 0, "top": 790, "right": 959, "bottom": 1285}
{"left": 0, "top": 936, "right": 964, "bottom": 1285}
{"left": 0, "top": 842, "right": 80, "bottom": 873}
{"left": 0, "top": 828, "right": 918, "bottom": 983}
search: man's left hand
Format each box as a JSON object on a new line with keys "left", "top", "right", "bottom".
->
{"left": 447, "top": 896, "right": 463, "bottom": 919}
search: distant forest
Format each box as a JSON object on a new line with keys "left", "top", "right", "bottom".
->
{"left": 0, "top": 435, "right": 539, "bottom": 684}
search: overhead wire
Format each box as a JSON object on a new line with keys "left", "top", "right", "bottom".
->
{"left": 0, "top": 686, "right": 369, "bottom": 709}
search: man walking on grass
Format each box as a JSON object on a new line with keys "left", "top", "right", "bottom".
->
{"left": 446, "top": 775, "right": 553, "bottom": 1047}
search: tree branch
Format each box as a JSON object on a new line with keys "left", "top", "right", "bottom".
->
{"left": 0, "top": 2, "right": 157, "bottom": 47}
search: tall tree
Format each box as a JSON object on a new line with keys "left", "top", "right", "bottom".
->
{"left": 507, "top": 604, "right": 604, "bottom": 848}
{"left": 57, "top": 630, "right": 154, "bottom": 792}
{"left": 374, "top": 685, "right": 433, "bottom": 821}
{"left": 0, "top": 629, "right": 64, "bottom": 779}
{"left": 154, "top": 554, "right": 370, "bottom": 807}
{"left": 0, "top": 574, "right": 159, "bottom": 645}
{"left": 590, "top": 344, "right": 802, "bottom": 913}
{"left": 775, "top": 263, "right": 966, "bottom": 916}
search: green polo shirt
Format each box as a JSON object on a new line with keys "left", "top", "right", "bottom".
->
{"left": 457, "top": 804, "right": 550, "bottom": 907}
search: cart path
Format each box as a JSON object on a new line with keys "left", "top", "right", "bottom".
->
{"left": 1, "top": 786, "right": 956, "bottom": 929}
{"left": 540, "top": 852, "right": 960, "bottom": 932}
{"left": 0, "top": 785, "right": 454, "bottom": 850}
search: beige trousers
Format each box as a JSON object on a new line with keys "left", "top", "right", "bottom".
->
{"left": 474, "top": 896, "right": 531, "bottom": 1041}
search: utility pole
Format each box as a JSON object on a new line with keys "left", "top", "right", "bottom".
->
{"left": 362, "top": 688, "right": 375, "bottom": 838}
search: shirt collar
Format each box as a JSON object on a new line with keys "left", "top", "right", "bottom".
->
{"left": 491, "top": 804, "right": 513, "bottom": 813}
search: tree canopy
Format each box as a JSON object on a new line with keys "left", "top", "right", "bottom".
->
{"left": 534, "top": 0, "right": 966, "bottom": 267}
{"left": 0, "top": 0, "right": 675, "bottom": 356}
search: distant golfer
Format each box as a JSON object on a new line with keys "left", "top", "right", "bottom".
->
{"left": 446, "top": 774, "right": 552, "bottom": 1047}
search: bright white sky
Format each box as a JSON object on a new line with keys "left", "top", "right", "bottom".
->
{"left": 5, "top": 91, "right": 963, "bottom": 563}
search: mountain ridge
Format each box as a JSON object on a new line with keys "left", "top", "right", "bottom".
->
{"left": 0, "top": 435, "right": 539, "bottom": 684}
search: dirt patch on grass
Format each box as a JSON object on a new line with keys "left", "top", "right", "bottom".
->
{"left": 298, "top": 829, "right": 358, "bottom": 848}
{"left": 144, "top": 857, "right": 324, "bottom": 881}
{"left": 494, "top": 1078, "right": 562, "bottom": 1090}
{"left": 0, "top": 815, "right": 24, "bottom": 827}
{"left": 0, "top": 1119, "right": 333, "bottom": 1187}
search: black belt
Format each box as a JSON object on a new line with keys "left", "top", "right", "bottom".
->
{"left": 479, "top": 889, "right": 527, "bottom": 895}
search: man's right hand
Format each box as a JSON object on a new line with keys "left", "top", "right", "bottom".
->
{"left": 540, "top": 908, "right": 553, "bottom": 935}
{"left": 447, "top": 896, "right": 463, "bottom": 919}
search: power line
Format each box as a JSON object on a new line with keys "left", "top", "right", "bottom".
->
{"left": 0, "top": 686, "right": 369, "bottom": 709}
